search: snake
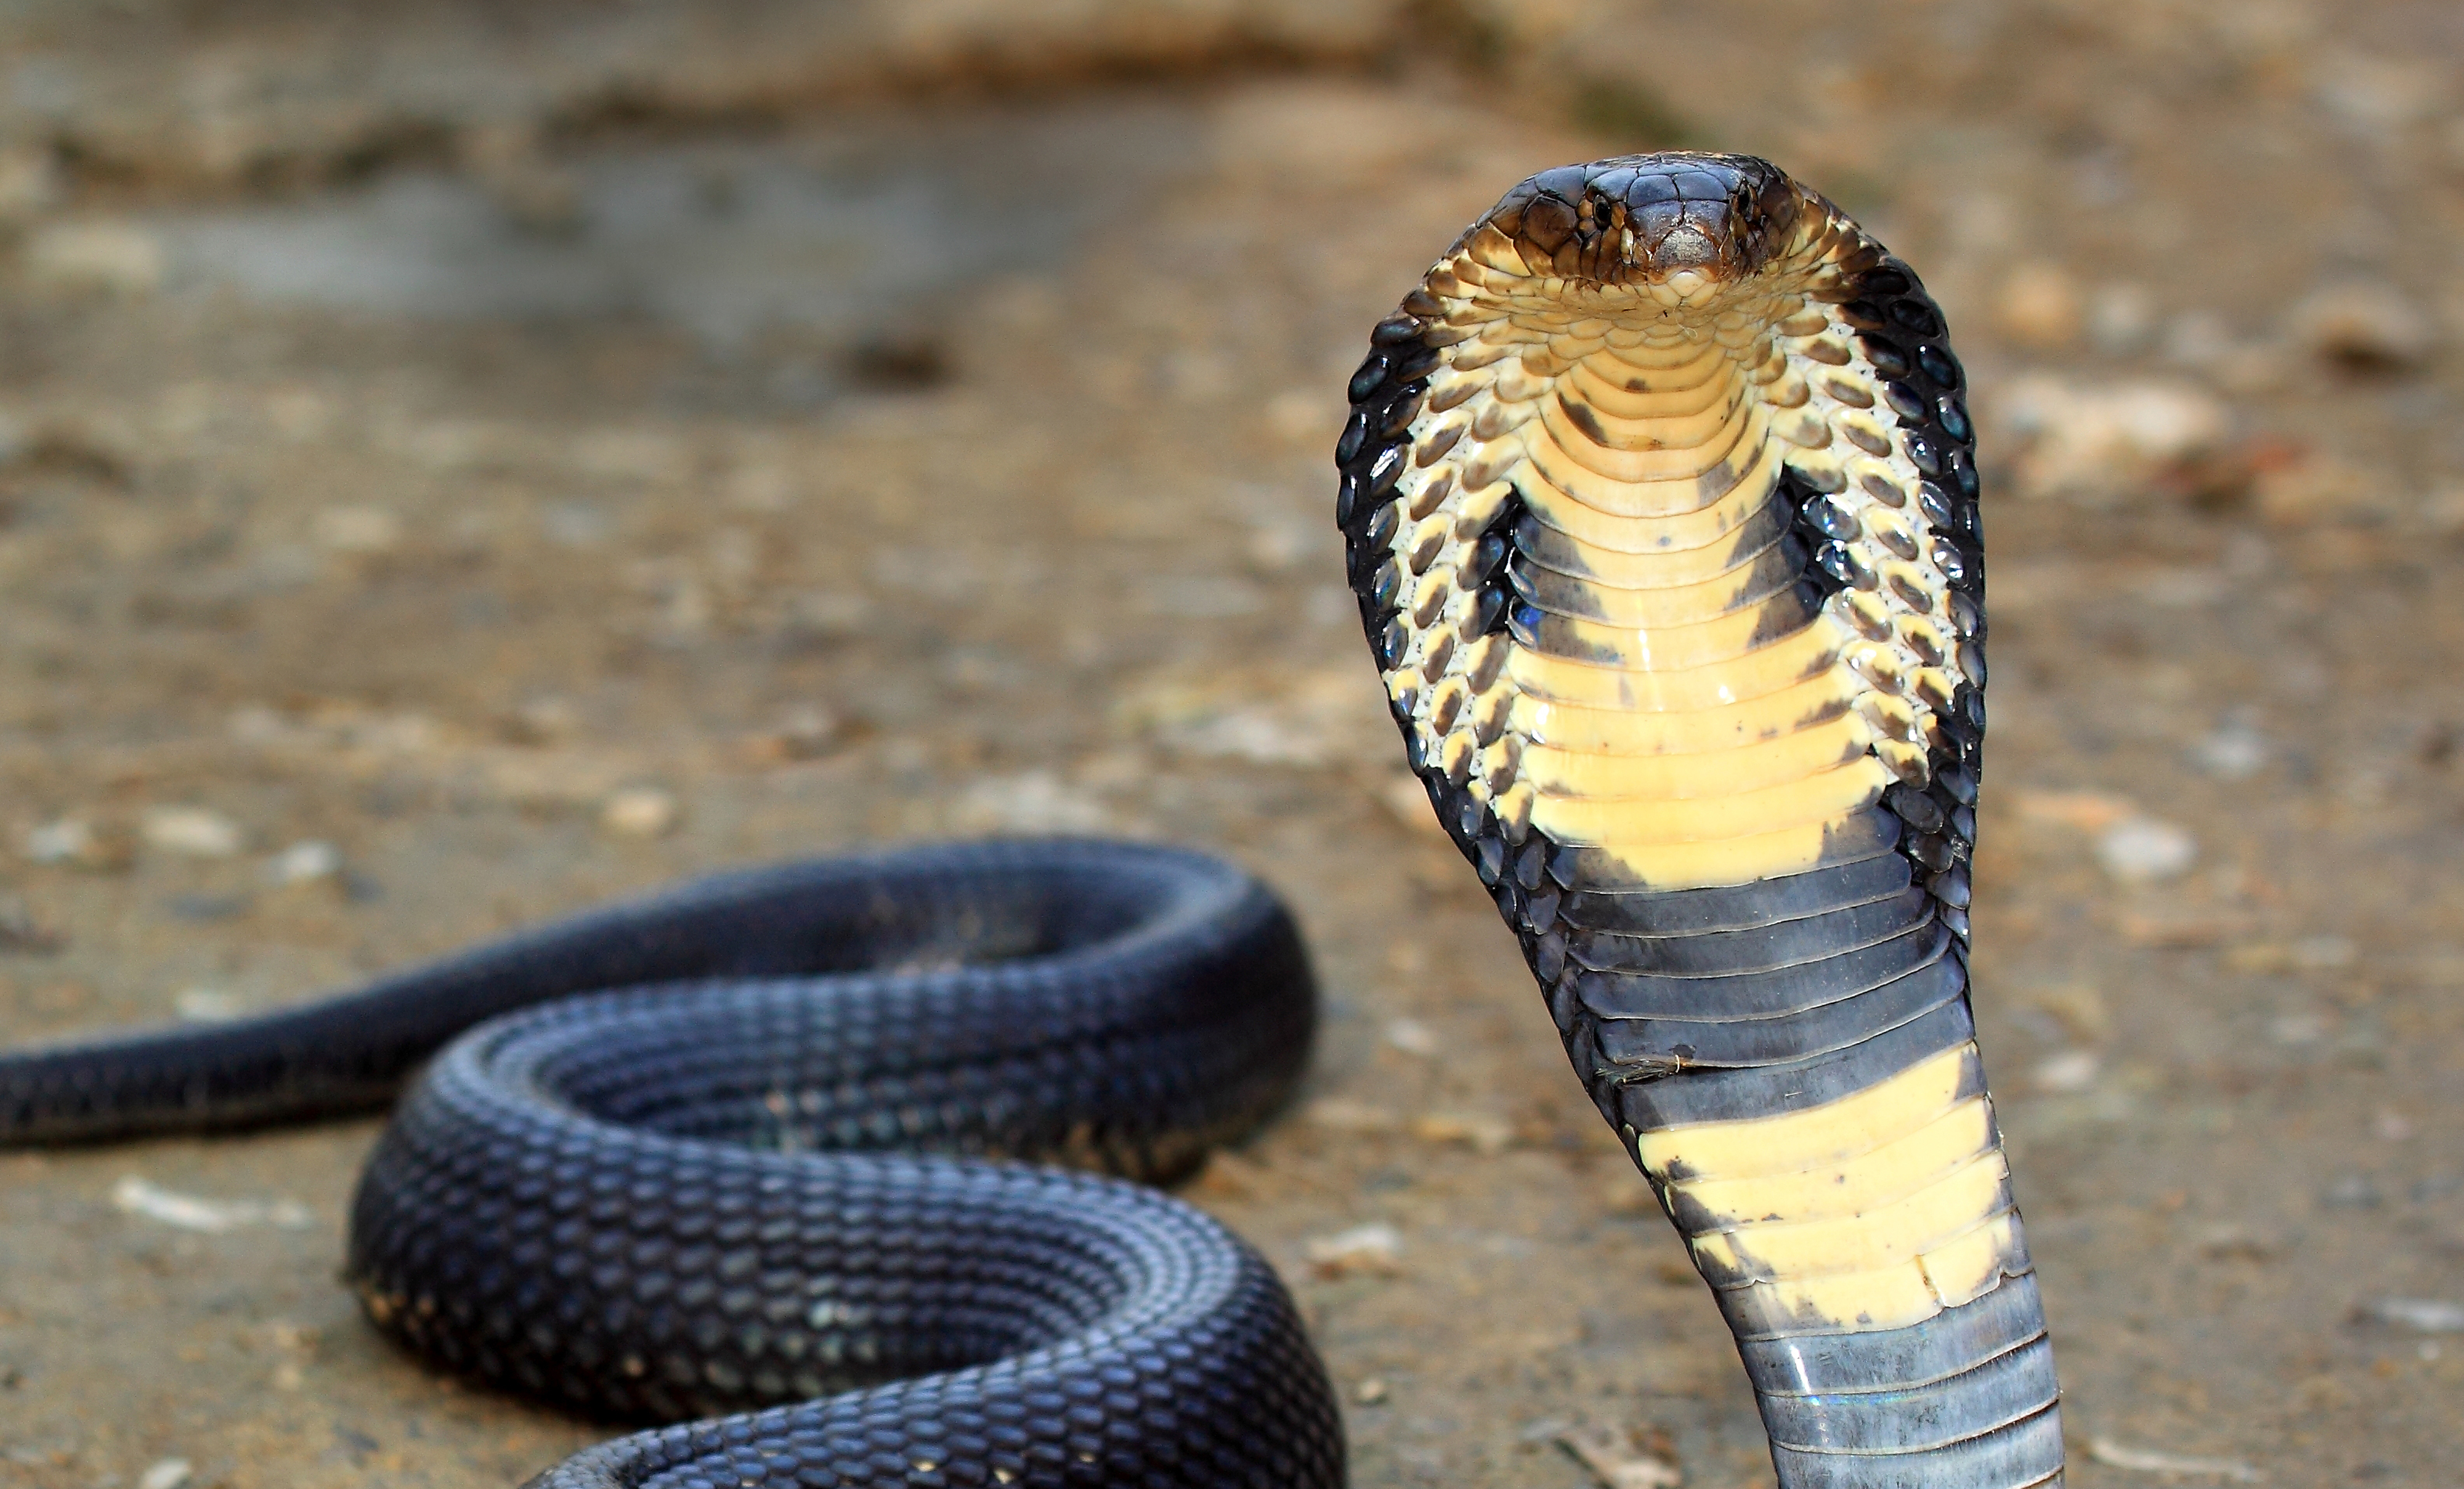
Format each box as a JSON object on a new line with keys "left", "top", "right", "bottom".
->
{"left": 1, "top": 152, "right": 2058, "bottom": 1488}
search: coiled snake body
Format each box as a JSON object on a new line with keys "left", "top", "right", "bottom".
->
{"left": 4, "top": 153, "right": 2057, "bottom": 1488}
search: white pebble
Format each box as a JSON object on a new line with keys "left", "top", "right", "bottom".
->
{"left": 111, "top": 1176, "right": 312, "bottom": 1233}
{"left": 140, "top": 805, "right": 245, "bottom": 859}
{"left": 1302, "top": 1222, "right": 1402, "bottom": 1276}
{"left": 138, "top": 1459, "right": 193, "bottom": 1489}
{"left": 2088, "top": 1437, "right": 2259, "bottom": 1482}
{"left": 2096, "top": 818, "right": 2196, "bottom": 883}
{"left": 1382, "top": 1018, "right": 1437, "bottom": 1057}
{"left": 264, "top": 839, "right": 344, "bottom": 885}
{"left": 2030, "top": 1050, "right": 2102, "bottom": 1095}
{"left": 2190, "top": 721, "right": 2267, "bottom": 779}
{"left": 23, "top": 816, "right": 95, "bottom": 864}
{"left": 599, "top": 787, "right": 680, "bottom": 838}
{"left": 2364, "top": 1297, "right": 2464, "bottom": 1333}
{"left": 172, "top": 987, "right": 251, "bottom": 1022}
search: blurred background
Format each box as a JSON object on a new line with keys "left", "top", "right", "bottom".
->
{"left": 0, "top": 2, "right": 2458, "bottom": 1486}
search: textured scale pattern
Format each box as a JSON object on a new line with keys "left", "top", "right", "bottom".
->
{"left": 1339, "top": 153, "right": 2060, "bottom": 1488}
{"left": 2, "top": 842, "right": 1344, "bottom": 1489}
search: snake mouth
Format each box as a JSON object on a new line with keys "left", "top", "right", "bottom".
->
{"left": 1473, "top": 152, "right": 1804, "bottom": 296}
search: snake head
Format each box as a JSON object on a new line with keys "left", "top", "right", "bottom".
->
{"left": 1477, "top": 152, "right": 1804, "bottom": 295}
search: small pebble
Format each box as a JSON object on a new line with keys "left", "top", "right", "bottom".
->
{"left": 172, "top": 987, "right": 251, "bottom": 1021}
{"left": 112, "top": 1175, "right": 312, "bottom": 1232}
{"left": 2419, "top": 484, "right": 2464, "bottom": 535}
{"left": 2086, "top": 282, "right": 2158, "bottom": 355}
{"left": 599, "top": 787, "right": 680, "bottom": 838}
{"left": 1302, "top": 1222, "right": 1403, "bottom": 1278}
{"left": 2087, "top": 1437, "right": 2258, "bottom": 1482}
{"left": 1554, "top": 1424, "right": 1683, "bottom": 1489}
{"left": 501, "top": 694, "right": 580, "bottom": 745}
{"left": 1382, "top": 1018, "right": 1437, "bottom": 1057}
{"left": 1353, "top": 1377, "right": 1388, "bottom": 1406}
{"left": 0, "top": 144, "right": 59, "bottom": 225}
{"left": 2292, "top": 282, "right": 2439, "bottom": 369}
{"left": 2362, "top": 1297, "right": 2464, "bottom": 1333}
{"left": 2096, "top": 818, "right": 2196, "bottom": 883}
{"left": 1302, "top": 1097, "right": 1400, "bottom": 1134}
{"left": 2226, "top": 937, "right": 2354, "bottom": 975}
{"left": 22, "top": 816, "right": 132, "bottom": 871}
{"left": 2195, "top": 1224, "right": 2275, "bottom": 1261}
{"left": 0, "top": 892, "right": 62, "bottom": 954}
{"left": 1993, "top": 262, "right": 2082, "bottom": 349}
{"left": 2268, "top": 1012, "right": 2328, "bottom": 1047}
{"left": 264, "top": 840, "right": 343, "bottom": 886}
{"left": 2030, "top": 1049, "right": 2102, "bottom": 1095}
{"left": 2253, "top": 455, "right": 2388, "bottom": 525}
{"left": 741, "top": 704, "right": 841, "bottom": 764}
{"left": 137, "top": 1459, "right": 193, "bottom": 1489}
{"left": 2190, "top": 721, "right": 2267, "bottom": 779}
{"left": 950, "top": 772, "right": 1109, "bottom": 834}
{"left": 140, "top": 806, "right": 245, "bottom": 859}
{"left": 312, "top": 505, "right": 403, "bottom": 554}
{"left": 1409, "top": 1110, "right": 1514, "bottom": 1155}
{"left": 23, "top": 221, "right": 164, "bottom": 297}
{"left": 2319, "top": 1174, "right": 2383, "bottom": 1210}
{"left": 1997, "top": 375, "right": 2231, "bottom": 506}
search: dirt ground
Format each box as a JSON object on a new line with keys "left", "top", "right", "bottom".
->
{"left": 2, "top": 3, "right": 2461, "bottom": 1487}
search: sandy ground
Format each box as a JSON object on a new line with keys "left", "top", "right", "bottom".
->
{"left": 2, "top": 3, "right": 2462, "bottom": 1487}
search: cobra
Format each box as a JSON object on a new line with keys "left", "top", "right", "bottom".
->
{"left": 0, "top": 152, "right": 2057, "bottom": 1489}
{"left": 1339, "top": 152, "right": 2058, "bottom": 1487}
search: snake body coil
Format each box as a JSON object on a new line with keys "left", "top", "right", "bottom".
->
{"left": 1340, "top": 154, "right": 2061, "bottom": 1487}
{"left": 3, "top": 152, "right": 2058, "bottom": 1489}
{"left": 3, "top": 842, "right": 1343, "bottom": 1487}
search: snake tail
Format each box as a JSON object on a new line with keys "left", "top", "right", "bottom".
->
{"left": 1340, "top": 153, "right": 2062, "bottom": 1488}
{"left": 4, "top": 841, "right": 1347, "bottom": 1488}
